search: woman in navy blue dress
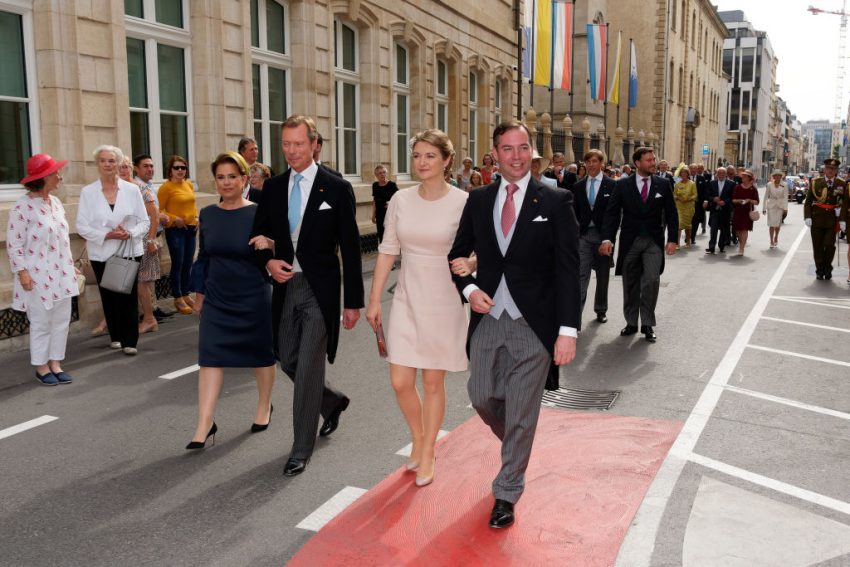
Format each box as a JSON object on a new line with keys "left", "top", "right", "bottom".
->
{"left": 185, "top": 152, "right": 275, "bottom": 449}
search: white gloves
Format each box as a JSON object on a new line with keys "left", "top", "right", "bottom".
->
{"left": 841, "top": 221, "right": 847, "bottom": 232}
{"left": 805, "top": 218, "right": 812, "bottom": 227}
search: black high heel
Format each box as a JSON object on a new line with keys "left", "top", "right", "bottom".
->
{"left": 186, "top": 422, "right": 217, "bottom": 450}
{"left": 250, "top": 404, "right": 273, "bottom": 433}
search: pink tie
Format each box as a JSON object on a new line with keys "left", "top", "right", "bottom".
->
{"left": 640, "top": 178, "right": 649, "bottom": 202}
{"left": 501, "top": 183, "right": 519, "bottom": 237}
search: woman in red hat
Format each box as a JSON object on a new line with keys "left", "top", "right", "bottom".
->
{"left": 6, "top": 154, "right": 79, "bottom": 385}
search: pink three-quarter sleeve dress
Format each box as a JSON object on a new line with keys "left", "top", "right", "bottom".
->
{"left": 378, "top": 186, "right": 469, "bottom": 371}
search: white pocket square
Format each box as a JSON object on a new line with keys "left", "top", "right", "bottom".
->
{"left": 532, "top": 215, "right": 548, "bottom": 222}
{"left": 654, "top": 193, "right": 663, "bottom": 198}
{"left": 318, "top": 201, "right": 332, "bottom": 210}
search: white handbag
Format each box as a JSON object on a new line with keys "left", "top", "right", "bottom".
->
{"left": 100, "top": 238, "right": 139, "bottom": 294}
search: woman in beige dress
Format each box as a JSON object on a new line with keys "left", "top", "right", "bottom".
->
{"left": 764, "top": 170, "right": 788, "bottom": 248}
{"left": 366, "top": 129, "right": 470, "bottom": 487}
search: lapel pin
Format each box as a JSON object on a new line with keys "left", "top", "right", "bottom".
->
{"left": 533, "top": 198, "right": 538, "bottom": 203}
{"left": 319, "top": 188, "right": 325, "bottom": 192}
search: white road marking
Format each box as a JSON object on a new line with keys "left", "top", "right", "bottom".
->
{"left": 159, "top": 364, "right": 200, "bottom": 380}
{"left": 296, "top": 486, "right": 367, "bottom": 531}
{"left": 746, "top": 344, "right": 850, "bottom": 368}
{"left": 0, "top": 415, "right": 58, "bottom": 441}
{"left": 771, "top": 297, "right": 850, "bottom": 310}
{"left": 395, "top": 430, "right": 449, "bottom": 456}
{"left": 689, "top": 453, "right": 850, "bottom": 517}
{"left": 724, "top": 385, "right": 850, "bottom": 421}
{"left": 615, "top": 226, "right": 808, "bottom": 567}
{"left": 761, "top": 316, "right": 850, "bottom": 333}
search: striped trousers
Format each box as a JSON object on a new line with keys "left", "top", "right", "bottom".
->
{"left": 468, "top": 312, "right": 550, "bottom": 503}
{"left": 278, "top": 273, "right": 347, "bottom": 459}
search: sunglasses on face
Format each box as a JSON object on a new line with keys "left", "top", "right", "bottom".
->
{"left": 172, "top": 165, "right": 187, "bottom": 171}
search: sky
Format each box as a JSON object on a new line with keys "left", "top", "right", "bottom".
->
{"left": 712, "top": 0, "right": 844, "bottom": 123}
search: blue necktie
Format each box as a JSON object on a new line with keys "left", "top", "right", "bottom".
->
{"left": 289, "top": 173, "right": 303, "bottom": 234}
{"left": 588, "top": 178, "right": 597, "bottom": 207}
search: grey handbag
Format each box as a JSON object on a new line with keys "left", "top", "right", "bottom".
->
{"left": 100, "top": 238, "right": 139, "bottom": 294}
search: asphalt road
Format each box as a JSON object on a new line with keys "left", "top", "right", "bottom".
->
{"left": 2, "top": 193, "right": 849, "bottom": 566}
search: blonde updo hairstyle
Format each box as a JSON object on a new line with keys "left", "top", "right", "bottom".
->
{"left": 409, "top": 129, "right": 455, "bottom": 176}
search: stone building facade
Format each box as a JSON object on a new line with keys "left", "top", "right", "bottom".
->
{"left": 524, "top": 0, "right": 728, "bottom": 168}
{"left": 0, "top": 0, "right": 517, "bottom": 343}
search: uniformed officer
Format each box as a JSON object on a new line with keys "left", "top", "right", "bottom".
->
{"left": 804, "top": 158, "right": 846, "bottom": 280}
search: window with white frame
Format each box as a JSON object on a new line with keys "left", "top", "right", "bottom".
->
{"left": 494, "top": 80, "right": 502, "bottom": 128}
{"left": 435, "top": 59, "right": 448, "bottom": 132}
{"left": 0, "top": 5, "right": 38, "bottom": 189}
{"left": 125, "top": 0, "right": 192, "bottom": 179}
{"left": 393, "top": 43, "right": 410, "bottom": 176}
{"left": 334, "top": 19, "right": 359, "bottom": 176}
{"left": 468, "top": 71, "right": 478, "bottom": 164}
{"left": 251, "top": 0, "right": 290, "bottom": 174}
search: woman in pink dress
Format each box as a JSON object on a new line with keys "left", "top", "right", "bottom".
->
{"left": 366, "top": 129, "right": 470, "bottom": 487}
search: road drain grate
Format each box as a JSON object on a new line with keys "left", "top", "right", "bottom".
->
{"left": 542, "top": 388, "right": 620, "bottom": 410}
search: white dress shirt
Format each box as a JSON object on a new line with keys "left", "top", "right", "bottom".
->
{"left": 463, "top": 172, "right": 577, "bottom": 338}
{"left": 288, "top": 160, "right": 319, "bottom": 272}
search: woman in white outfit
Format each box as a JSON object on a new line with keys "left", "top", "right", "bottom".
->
{"left": 6, "top": 154, "right": 79, "bottom": 386}
{"left": 764, "top": 170, "right": 789, "bottom": 248}
{"left": 76, "top": 145, "right": 150, "bottom": 355}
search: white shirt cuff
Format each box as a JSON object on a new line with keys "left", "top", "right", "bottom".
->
{"left": 559, "top": 326, "right": 578, "bottom": 338}
{"left": 601, "top": 240, "right": 613, "bottom": 246}
{"left": 462, "top": 284, "right": 479, "bottom": 300}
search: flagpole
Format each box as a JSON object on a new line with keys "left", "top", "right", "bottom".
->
{"left": 530, "top": 0, "right": 537, "bottom": 109}
{"left": 515, "top": 0, "right": 522, "bottom": 119}
{"left": 627, "top": 38, "right": 633, "bottom": 133}
{"left": 569, "top": 0, "right": 576, "bottom": 116}
{"left": 549, "top": 0, "right": 555, "bottom": 117}
{"left": 603, "top": 22, "right": 610, "bottom": 159}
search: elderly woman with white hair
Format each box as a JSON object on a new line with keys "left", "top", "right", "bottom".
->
{"left": 76, "top": 145, "right": 150, "bottom": 355}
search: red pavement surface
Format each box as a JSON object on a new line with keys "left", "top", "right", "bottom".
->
{"left": 289, "top": 409, "right": 682, "bottom": 567}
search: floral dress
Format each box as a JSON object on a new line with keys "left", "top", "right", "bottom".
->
{"left": 6, "top": 195, "right": 78, "bottom": 312}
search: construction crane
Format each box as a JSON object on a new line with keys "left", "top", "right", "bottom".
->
{"left": 809, "top": 3, "right": 848, "bottom": 122}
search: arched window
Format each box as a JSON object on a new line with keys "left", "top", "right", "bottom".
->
{"left": 250, "top": 0, "right": 290, "bottom": 175}
{"left": 669, "top": 60, "right": 675, "bottom": 100}
{"left": 435, "top": 59, "right": 448, "bottom": 132}
{"left": 671, "top": 0, "right": 677, "bottom": 31}
{"left": 678, "top": 66, "right": 684, "bottom": 103}
{"left": 334, "top": 18, "right": 360, "bottom": 176}
{"left": 468, "top": 70, "right": 478, "bottom": 162}
{"left": 691, "top": 12, "right": 696, "bottom": 48}
{"left": 393, "top": 42, "right": 410, "bottom": 176}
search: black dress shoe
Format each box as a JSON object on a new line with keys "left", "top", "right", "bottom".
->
{"left": 705, "top": 248, "right": 715, "bottom": 254}
{"left": 816, "top": 273, "right": 825, "bottom": 280}
{"left": 825, "top": 272, "right": 833, "bottom": 280}
{"left": 641, "top": 326, "right": 657, "bottom": 343}
{"left": 283, "top": 457, "right": 309, "bottom": 477}
{"left": 719, "top": 247, "right": 725, "bottom": 253}
{"left": 489, "top": 499, "right": 515, "bottom": 529}
{"left": 595, "top": 313, "right": 607, "bottom": 323}
{"left": 620, "top": 325, "right": 638, "bottom": 336}
{"left": 319, "top": 396, "right": 350, "bottom": 437}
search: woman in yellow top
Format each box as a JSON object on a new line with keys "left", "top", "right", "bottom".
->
{"left": 158, "top": 155, "right": 198, "bottom": 314}
{"left": 674, "top": 166, "right": 698, "bottom": 248}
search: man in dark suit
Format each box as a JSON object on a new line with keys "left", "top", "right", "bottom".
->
{"left": 572, "top": 148, "right": 615, "bottom": 325}
{"left": 313, "top": 132, "right": 343, "bottom": 178}
{"left": 657, "top": 160, "right": 674, "bottom": 184}
{"left": 544, "top": 152, "right": 577, "bottom": 189}
{"left": 600, "top": 147, "right": 678, "bottom": 343}
{"left": 251, "top": 115, "right": 364, "bottom": 477}
{"left": 449, "top": 120, "right": 580, "bottom": 529}
{"left": 705, "top": 166, "right": 735, "bottom": 254}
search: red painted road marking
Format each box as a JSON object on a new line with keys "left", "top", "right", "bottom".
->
{"left": 289, "top": 409, "right": 682, "bottom": 566}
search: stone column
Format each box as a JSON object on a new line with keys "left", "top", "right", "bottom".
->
{"left": 563, "top": 114, "right": 574, "bottom": 164}
{"left": 647, "top": 131, "right": 658, "bottom": 151}
{"left": 525, "top": 108, "right": 538, "bottom": 150}
{"left": 541, "top": 112, "right": 553, "bottom": 161}
{"left": 626, "top": 127, "right": 636, "bottom": 163}
{"left": 597, "top": 122, "right": 607, "bottom": 162}
{"left": 613, "top": 126, "right": 625, "bottom": 166}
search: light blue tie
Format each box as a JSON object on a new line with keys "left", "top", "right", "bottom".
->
{"left": 288, "top": 173, "right": 303, "bottom": 234}
{"left": 588, "top": 177, "right": 597, "bottom": 207}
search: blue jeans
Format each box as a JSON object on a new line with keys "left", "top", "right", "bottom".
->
{"left": 165, "top": 226, "right": 196, "bottom": 298}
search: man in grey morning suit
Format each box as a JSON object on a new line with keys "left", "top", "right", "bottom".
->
{"left": 251, "top": 116, "right": 364, "bottom": 477}
{"left": 449, "top": 121, "right": 581, "bottom": 529}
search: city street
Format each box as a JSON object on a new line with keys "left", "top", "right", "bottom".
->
{"left": 2, "top": 194, "right": 849, "bottom": 565}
